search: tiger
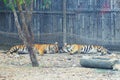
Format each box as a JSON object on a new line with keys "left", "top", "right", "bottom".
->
{"left": 61, "top": 43, "right": 111, "bottom": 55}
{"left": 7, "top": 42, "right": 58, "bottom": 56}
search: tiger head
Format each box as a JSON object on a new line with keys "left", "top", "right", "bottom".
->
{"left": 46, "top": 42, "right": 59, "bottom": 54}
{"left": 96, "top": 46, "right": 111, "bottom": 55}
{"left": 61, "top": 43, "right": 71, "bottom": 53}
{"left": 61, "top": 43, "right": 79, "bottom": 54}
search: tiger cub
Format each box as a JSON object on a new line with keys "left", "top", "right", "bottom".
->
{"left": 7, "top": 42, "right": 58, "bottom": 56}
{"left": 61, "top": 43, "right": 111, "bottom": 55}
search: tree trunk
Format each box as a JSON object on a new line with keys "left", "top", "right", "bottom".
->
{"left": 12, "top": 0, "right": 39, "bottom": 67}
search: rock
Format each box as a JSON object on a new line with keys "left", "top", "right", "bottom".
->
{"left": 80, "top": 57, "right": 118, "bottom": 69}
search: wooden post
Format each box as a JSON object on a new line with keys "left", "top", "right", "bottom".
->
{"left": 63, "top": 0, "right": 67, "bottom": 43}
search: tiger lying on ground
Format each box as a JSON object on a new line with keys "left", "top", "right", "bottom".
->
{"left": 61, "top": 43, "right": 111, "bottom": 55}
{"left": 7, "top": 42, "right": 58, "bottom": 56}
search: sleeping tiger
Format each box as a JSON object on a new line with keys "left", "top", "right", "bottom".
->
{"left": 61, "top": 43, "right": 111, "bottom": 55}
{"left": 7, "top": 42, "right": 58, "bottom": 56}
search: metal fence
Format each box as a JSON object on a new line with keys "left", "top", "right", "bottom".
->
{"left": 0, "top": 0, "right": 120, "bottom": 51}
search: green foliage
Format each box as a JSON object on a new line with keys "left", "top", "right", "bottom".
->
{"left": 3, "top": 0, "right": 23, "bottom": 5}
{"left": 3, "top": 0, "right": 15, "bottom": 10}
{"left": 2, "top": 0, "right": 32, "bottom": 10}
{"left": 19, "top": 0, "right": 23, "bottom": 5}
{"left": 25, "top": 0, "right": 32, "bottom": 6}
{"left": 2, "top": 0, "right": 16, "bottom": 10}
{"left": 2, "top": 0, "right": 51, "bottom": 10}
{"left": 3, "top": 0, "right": 7, "bottom": 4}
{"left": 41, "top": 0, "right": 51, "bottom": 9}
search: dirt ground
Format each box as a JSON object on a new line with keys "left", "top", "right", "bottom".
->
{"left": 0, "top": 50, "right": 120, "bottom": 80}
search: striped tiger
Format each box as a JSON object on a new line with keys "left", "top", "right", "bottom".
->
{"left": 7, "top": 42, "right": 58, "bottom": 56}
{"left": 61, "top": 43, "right": 111, "bottom": 55}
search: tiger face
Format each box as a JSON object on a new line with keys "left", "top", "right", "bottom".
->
{"left": 7, "top": 42, "right": 59, "bottom": 56}
{"left": 61, "top": 43, "right": 111, "bottom": 55}
{"left": 61, "top": 43, "right": 82, "bottom": 54}
{"left": 93, "top": 45, "right": 110, "bottom": 55}
{"left": 47, "top": 42, "right": 58, "bottom": 53}
{"left": 61, "top": 43, "right": 71, "bottom": 53}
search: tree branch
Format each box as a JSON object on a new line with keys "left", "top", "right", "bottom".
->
{"left": 11, "top": 0, "right": 26, "bottom": 43}
{"left": 23, "top": 0, "right": 34, "bottom": 41}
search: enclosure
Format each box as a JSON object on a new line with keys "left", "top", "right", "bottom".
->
{"left": 1, "top": 0, "right": 120, "bottom": 80}
{"left": 0, "top": 0, "right": 120, "bottom": 51}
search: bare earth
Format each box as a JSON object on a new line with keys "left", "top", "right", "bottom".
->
{"left": 0, "top": 50, "right": 120, "bottom": 80}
